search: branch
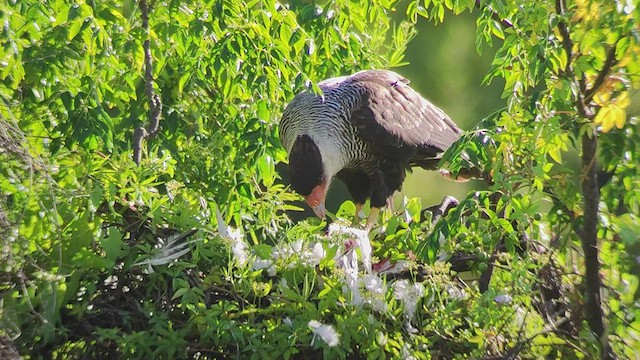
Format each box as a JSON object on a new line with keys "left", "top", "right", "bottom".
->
{"left": 555, "top": 0, "right": 573, "bottom": 75}
{"left": 584, "top": 45, "right": 619, "bottom": 103}
{"left": 542, "top": 185, "right": 583, "bottom": 239}
{"left": 474, "top": 0, "right": 514, "bottom": 29}
{"left": 133, "top": 0, "right": 163, "bottom": 165}
{"left": 554, "top": 0, "right": 591, "bottom": 119}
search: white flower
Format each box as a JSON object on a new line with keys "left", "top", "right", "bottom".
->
{"left": 514, "top": 305, "right": 527, "bottom": 327}
{"left": 446, "top": 284, "right": 467, "bottom": 300}
{"left": 394, "top": 280, "right": 425, "bottom": 321}
{"left": 364, "top": 274, "right": 385, "bottom": 295}
{"left": 271, "top": 240, "right": 326, "bottom": 268}
{"left": 344, "top": 267, "right": 363, "bottom": 306}
{"left": 308, "top": 320, "right": 340, "bottom": 347}
{"left": 405, "top": 321, "right": 419, "bottom": 334}
{"left": 252, "top": 258, "right": 272, "bottom": 271}
{"left": 283, "top": 317, "right": 293, "bottom": 327}
{"left": 329, "top": 223, "right": 372, "bottom": 273}
{"left": 216, "top": 207, "right": 249, "bottom": 266}
{"left": 401, "top": 343, "right": 416, "bottom": 360}
{"left": 618, "top": 0, "right": 635, "bottom": 14}
{"left": 291, "top": 239, "right": 304, "bottom": 253}
{"left": 310, "top": 242, "right": 326, "bottom": 264}
{"left": 230, "top": 239, "right": 249, "bottom": 266}
{"left": 267, "top": 266, "right": 277, "bottom": 276}
{"left": 494, "top": 294, "right": 513, "bottom": 305}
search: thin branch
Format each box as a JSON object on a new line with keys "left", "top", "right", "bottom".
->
{"left": 475, "top": 0, "right": 514, "bottom": 29}
{"left": 142, "top": 0, "right": 162, "bottom": 138}
{"left": 542, "top": 185, "right": 583, "bottom": 239}
{"left": 555, "top": 0, "right": 573, "bottom": 76}
{"left": 133, "top": 0, "right": 163, "bottom": 165}
{"left": 555, "top": 0, "right": 591, "bottom": 119}
{"left": 584, "top": 45, "right": 619, "bottom": 103}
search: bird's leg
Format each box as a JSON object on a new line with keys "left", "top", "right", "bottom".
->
{"left": 353, "top": 203, "right": 366, "bottom": 226}
{"left": 386, "top": 195, "right": 395, "bottom": 213}
{"left": 365, "top": 207, "right": 381, "bottom": 230}
{"left": 365, "top": 169, "right": 388, "bottom": 230}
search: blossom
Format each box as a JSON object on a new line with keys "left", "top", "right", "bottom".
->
{"left": 252, "top": 258, "right": 272, "bottom": 270}
{"left": 283, "top": 317, "right": 293, "bottom": 327}
{"left": 445, "top": 284, "right": 467, "bottom": 300}
{"left": 401, "top": 343, "right": 417, "bottom": 360}
{"left": 230, "top": 237, "right": 249, "bottom": 267}
{"left": 329, "top": 223, "right": 372, "bottom": 273}
{"left": 394, "top": 280, "right": 425, "bottom": 321}
{"left": 363, "top": 274, "right": 385, "bottom": 295}
{"left": 216, "top": 207, "right": 248, "bottom": 266}
{"left": 308, "top": 320, "right": 340, "bottom": 347}
{"left": 494, "top": 294, "right": 513, "bottom": 305}
{"left": 328, "top": 224, "right": 390, "bottom": 310}
{"left": 271, "top": 240, "right": 325, "bottom": 268}
{"left": 310, "top": 242, "right": 326, "bottom": 264}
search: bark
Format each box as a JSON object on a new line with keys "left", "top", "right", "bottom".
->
{"left": 581, "top": 132, "right": 615, "bottom": 359}
{"left": 133, "top": 0, "right": 163, "bottom": 165}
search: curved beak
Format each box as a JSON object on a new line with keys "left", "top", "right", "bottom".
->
{"left": 304, "top": 183, "right": 328, "bottom": 220}
{"left": 311, "top": 202, "right": 326, "bottom": 219}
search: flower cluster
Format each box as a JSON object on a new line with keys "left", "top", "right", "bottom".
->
{"left": 308, "top": 320, "right": 340, "bottom": 347}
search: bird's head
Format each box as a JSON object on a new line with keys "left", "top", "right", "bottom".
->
{"left": 289, "top": 135, "right": 329, "bottom": 219}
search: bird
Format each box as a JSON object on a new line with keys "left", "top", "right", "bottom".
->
{"left": 279, "top": 70, "right": 462, "bottom": 228}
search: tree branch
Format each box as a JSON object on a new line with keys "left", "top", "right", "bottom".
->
{"left": 133, "top": 0, "right": 163, "bottom": 165}
{"left": 475, "top": 0, "right": 514, "bottom": 29}
{"left": 555, "top": 0, "right": 591, "bottom": 119}
{"left": 584, "top": 45, "right": 619, "bottom": 103}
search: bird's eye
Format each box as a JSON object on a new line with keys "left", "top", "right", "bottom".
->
{"left": 311, "top": 200, "right": 319, "bottom": 206}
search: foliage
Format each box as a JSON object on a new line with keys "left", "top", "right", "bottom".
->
{"left": 1, "top": 0, "right": 638, "bottom": 359}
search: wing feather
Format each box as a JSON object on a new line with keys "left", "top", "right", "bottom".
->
{"left": 344, "top": 70, "right": 461, "bottom": 160}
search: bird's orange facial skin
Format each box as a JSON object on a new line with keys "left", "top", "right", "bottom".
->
{"left": 304, "top": 183, "right": 328, "bottom": 219}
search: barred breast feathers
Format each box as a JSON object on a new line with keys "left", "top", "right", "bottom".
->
{"left": 280, "top": 84, "right": 358, "bottom": 152}
{"left": 279, "top": 81, "right": 368, "bottom": 179}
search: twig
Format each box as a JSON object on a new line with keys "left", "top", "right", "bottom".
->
{"left": 554, "top": 0, "right": 591, "bottom": 119}
{"left": 133, "top": 0, "right": 163, "bottom": 165}
{"left": 474, "top": 0, "right": 514, "bottom": 29}
{"left": 584, "top": 45, "right": 619, "bottom": 103}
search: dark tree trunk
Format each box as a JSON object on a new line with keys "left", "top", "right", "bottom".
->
{"left": 580, "top": 132, "right": 614, "bottom": 360}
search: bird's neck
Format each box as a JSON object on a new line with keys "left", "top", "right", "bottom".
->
{"left": 308, "top": 133, "right": 347, "bottom": 182}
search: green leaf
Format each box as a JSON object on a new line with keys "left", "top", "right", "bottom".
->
{"left": 67, "top": 19, "right": 85, "bottom": 41}
{"left": 101, "top": 227, "right": 123, "bottom": 262}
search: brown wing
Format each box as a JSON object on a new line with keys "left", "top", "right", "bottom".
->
{"left": 345, "top": 70, "right": 461, "bottom": 162}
